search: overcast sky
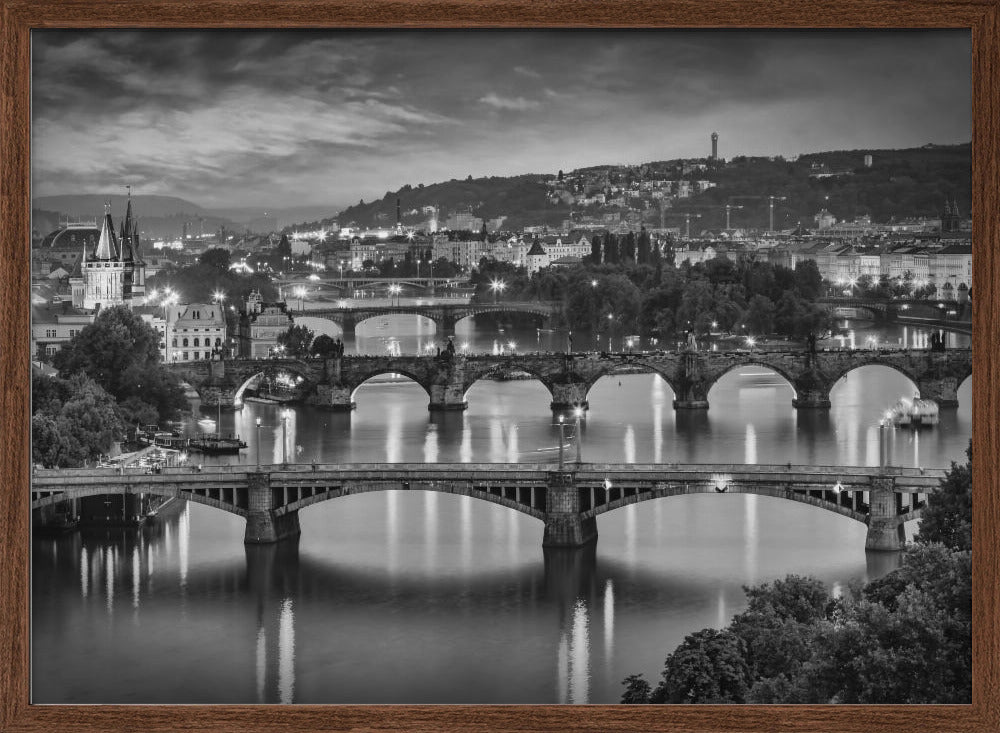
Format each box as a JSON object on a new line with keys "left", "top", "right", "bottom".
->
{"left": 32, "top": 30, "right": 970, "bottom": 210}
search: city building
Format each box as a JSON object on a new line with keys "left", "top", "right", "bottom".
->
{"left": 161, "top": 302, "right": 228, "bottom": 364}
{"left": 525, "top": 238, "right": 548, "bottom": 274}
{"left": 237, "top": 290, "right": 295, "bottom": 358}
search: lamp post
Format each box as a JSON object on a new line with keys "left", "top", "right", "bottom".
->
{"left": 490, "top": 279, "right": 505, "bottom": 304}
{"left": 573, "top": 407, "right": 583, "bottom": 464}
{"left": 255, "top": 416, "right": 262, "bottom": 469}
{"left": 280, "top": 409, "right": 291, "bottom": 464}
{"left": 557, "top": 415, "right": 566, "bottom": 471}
{"left": 607, "top": 313, "right": 614, "bottom": 352}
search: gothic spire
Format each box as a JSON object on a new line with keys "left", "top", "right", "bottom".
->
{"left": 94, "top": 202, "right": 119, "bottom": 260}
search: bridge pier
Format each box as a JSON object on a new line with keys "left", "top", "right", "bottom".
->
{"left": 672, "top": 352, "right": 710, "bottom": 409}
{"left": 917, "top": 377, "right": 961, "bottom": 408}
{"left": 306, "top": 384, "right": 356, "bottom": 411}
{"left": 791, "top": 390, "right": 832, "bottom": 409}
{"left": 543, "top": 471, "right": 597, "bottom": 548}
{"left": 245, "top": 472, "right": 302, "bottom": 544}
{"left": 865, "top": 476, "right": 906, "bottom": 552}
{"left": 200, "top": 385, "right": 242, "bottom": 410}
{"left": 550, "top": 382, "right": 589, "bottom": 417}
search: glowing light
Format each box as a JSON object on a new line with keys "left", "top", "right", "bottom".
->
{"left": 591, "top": 279, "right": 598, "bottom": 287}
{"left": 711, "top": 473, "right": 732, "bottom": 491}
{"left": 833, "top": 482, "right": 843, "bottom": 494}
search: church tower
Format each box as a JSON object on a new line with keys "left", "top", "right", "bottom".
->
{"left": 118, "top": 190, "right": 147, "bottom": 304}
{"left": 69, "top": 196, "right": 147, "bottom": 311}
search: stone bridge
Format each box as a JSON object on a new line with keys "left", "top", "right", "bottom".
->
{"left": 293, "top": 300, "right": 559, "bottom": 335}
{"left": 818, "top": 297, "right": 971, "bottom": 329}
{"left": 168, "top": 348, "right": 972, "bottom": 414}
{"left": 31, "top": 462, "right": 947, "bottom": 551}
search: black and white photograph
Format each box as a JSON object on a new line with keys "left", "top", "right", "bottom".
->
{"left": 30, "top": 29, "right": 972, "bottom": 705}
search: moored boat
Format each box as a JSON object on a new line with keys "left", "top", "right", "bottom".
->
{"left": 188, "top": 433, "right": 248, "bottom": 454}
{"left": 889, "top": 396, "right": 939, "bottom": 428}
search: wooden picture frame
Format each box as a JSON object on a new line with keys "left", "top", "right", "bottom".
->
{"left": 2, "top": 1, "right": 997, "bottom": 730}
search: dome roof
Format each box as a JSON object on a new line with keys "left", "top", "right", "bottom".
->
{"left": 41, "top": 225, "right": 101, "bottom": 250}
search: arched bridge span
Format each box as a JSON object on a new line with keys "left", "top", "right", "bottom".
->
{"left": 33, "top": 462, "right": 946, "bottom": 552}
{"left": 168, "top": 349, "right": 971, "bottom": 414}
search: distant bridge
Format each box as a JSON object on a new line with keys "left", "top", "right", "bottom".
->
{"left": 32, "top": 462, "right": 946, "bottom": 551}
{"left": 168, "top": 349, "right": 972, "bottom": 414}
{"left": 289, "top": 300, "right": 559, "bottom": 335}
{"left": 818, "top": 297, "right": 971, "bottom": 334}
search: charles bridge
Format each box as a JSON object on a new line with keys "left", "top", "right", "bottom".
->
{"left": 32, "top": 462, "right": 946, "bottom": 551}
{"left": 167, "top": 348, "right": 972, "bottom": 414}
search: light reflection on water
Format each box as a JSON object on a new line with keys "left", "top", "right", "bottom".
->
{"left": 32, "top": 319, "right": 971, "bottom": 704}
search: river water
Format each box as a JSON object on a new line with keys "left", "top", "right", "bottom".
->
{"left": 32, "top": 317, "right": 971, "bottom": 704}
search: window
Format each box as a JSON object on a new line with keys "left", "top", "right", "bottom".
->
{"left": 182, "top": 351, "right": 189, "bottom": 360}
{"left": 182, "top": 338, "right": 189, "bottom": 347}
{"left": 172, "top": 338, "right": 177, "bottom": 347}
{"left": 215, "top": 337, "right": 222, "bottom": 346}
{"left": 194, "top": 337, "right": 200, "bottom": 347}
{"left": 46, "top": 345, "right": 58, "bottom": 355}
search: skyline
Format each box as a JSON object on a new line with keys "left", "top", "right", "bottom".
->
{"left": 32, "top": 29, "right": 971, "bottom": 211}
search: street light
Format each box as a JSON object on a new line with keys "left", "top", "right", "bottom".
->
{"left": 607, "top": 313, "right": 614, "bottom": 352}
{"left": 573, "top": 407, "right": 583, "bottom": 464}
{"left": 490, "top": 279, "right": 506, "bottom": 304}
{"left": 280, "top": 409, "right": 291, "bottom": 464}
{"left": 389, "top": 283, "right": 401, "bottom": 305}
{"left": 255, "top": 417, "right": 262, "bottom": 469}
{"left": 294, "top": 286, "right": 307, "bottom": 312}
{"left": 557, "top": 415, "right": 567, "bottom": 471}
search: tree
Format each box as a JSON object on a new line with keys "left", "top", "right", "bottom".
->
{"left": 652, "top": 629, "right": 751, "bottom": 703}
{"left": 743, "top": 294, "right": 775, "bottom": 335}
{"left": 51, "top": 305, "right": 186, "bottom": 422}
{"left": 199, "top": 248, "right": 231, "bottom": 270}
{"left": 311, "top": 334, "right": 338, "bottom": 358}
{"left": 620, "top": 674, "right": 651, "bottom": 704}
{"left": 915, "top": 443, "right": 971, "bottom": 550}
{"left": 32, "top": 374, "right": 125, "bottom": 467}
{"left": 277, "top": 324, "right": 315, "bottom": 358}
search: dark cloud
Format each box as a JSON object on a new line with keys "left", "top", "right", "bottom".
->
{"left": 32, "top": 30, "right": 970, "bottom": 209}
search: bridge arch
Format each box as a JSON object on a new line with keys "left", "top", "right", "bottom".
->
{"left": 273, "top": 483, "right": 546, "bottom": 521}
{"left": 292, "top": 314, "right": 344, "bottom": 339}
{"left": 580, "top": 483, "right": 868, "bottom": 525}
{"left": 828, "top": 361, "right": 922, "bottom": 397}
{"left": 703, "top": 359, "right": 801, "bottom": 403}
{"left": 230, "top": 361, "right": 318, "bottom": 407}
{"left": 31, "top": 484, "right": 248, "bottom": 517}
{"left": 349, "top": 369, "right": 433, "bottom": 402}
{"left": 353, "top": 311, "right": 439, "bottom": 334}
{"left": 584, "top": 366, "right": 681, "bottom": 406}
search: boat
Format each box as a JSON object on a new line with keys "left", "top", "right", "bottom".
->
{"left": 188, "top": 433, "right": 248, "bottom": 454}
{"left": 889, "top": 396, "right": 939, "bottom": 427}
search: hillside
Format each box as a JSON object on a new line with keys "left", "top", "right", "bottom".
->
{"left": 321, "top": 143, "right": 970, "bottom": 234}
{"left": 335, "top": 174, "right": 565, "bottom": 231}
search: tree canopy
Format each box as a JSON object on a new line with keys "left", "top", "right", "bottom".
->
{"left": 51, "top": 305, "right": 187, "bottom": 424}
